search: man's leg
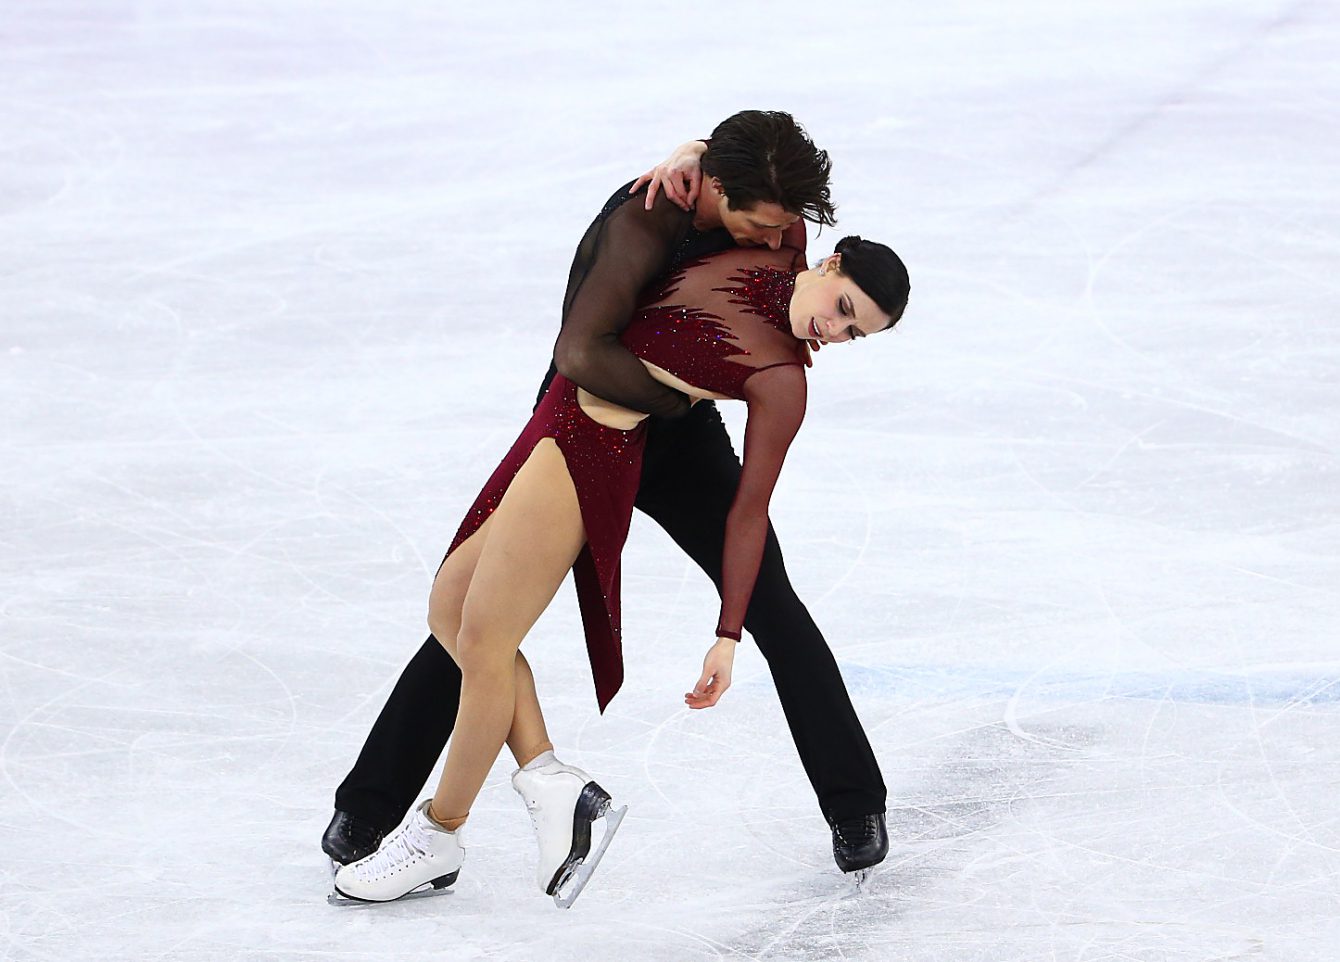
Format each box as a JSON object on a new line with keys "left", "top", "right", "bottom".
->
{"left": 636, "top": 405, "right": 887, "bottom": 822}
{"left": 332, "top": 636, "right": 461, "bottom": 832}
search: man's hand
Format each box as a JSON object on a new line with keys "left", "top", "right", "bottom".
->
{"left": 630, "top": 140, "right": 709, "bottom": 212}
{"left": 685, "top": 637, "right": 736, "bottom": 709}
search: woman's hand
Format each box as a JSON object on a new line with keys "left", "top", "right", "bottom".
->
{"left": 685, "top": 637, "right": 736, "bottom": 709}
{"left": 629, "top": 140, "right": 709, "bottom": 212}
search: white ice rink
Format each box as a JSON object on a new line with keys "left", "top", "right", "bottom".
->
{"left": 3, "top": 1, "right": 1339, "bottom": 959}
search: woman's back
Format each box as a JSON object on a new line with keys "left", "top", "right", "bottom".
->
{"left": 622, "top": 244, "right": 808, "bottom": 401}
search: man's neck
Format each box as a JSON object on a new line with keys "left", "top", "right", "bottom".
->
{"left": 691, "top": 186, "right": 724, "bottom": 233}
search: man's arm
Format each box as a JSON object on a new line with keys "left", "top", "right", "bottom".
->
{"left": 553, "top": 196, "right": 693, "bottom": 419}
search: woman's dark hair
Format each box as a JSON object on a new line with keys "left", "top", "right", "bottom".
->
{"left": 701, "top": 110, "right": 837, "bottom": 227}
{"left": 834, "top": 236, "right": 910, "bottom": 329}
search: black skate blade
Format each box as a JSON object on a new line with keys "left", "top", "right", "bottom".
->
{"left": 550, "top": 788, "right": 626, "bottom": 910}
{"left": 545, "top": 781, "right": 611, "bottom": 896}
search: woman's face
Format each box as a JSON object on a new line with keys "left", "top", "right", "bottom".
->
{"left": 788, "top": 256, "right": 891, "bottom": 343}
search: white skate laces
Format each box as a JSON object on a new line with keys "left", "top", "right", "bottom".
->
{"left": 349, "top": 811, "right": 438, "bottom": 882}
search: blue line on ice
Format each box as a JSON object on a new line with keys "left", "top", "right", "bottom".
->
{"left": 738, "top": 664, "right": 1340, "bottom": 707}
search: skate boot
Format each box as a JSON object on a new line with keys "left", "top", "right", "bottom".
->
{"left": 512, "top": 759, "right": 627, "bottom": 909}
{"left": 827, "top": 812, "right": 888, "bottom": 893}
{"left": 332, "top": 801, "right": 463, "bottom": 904}
{"left": 321, "top": 810, "right": 387, "bottom": 872}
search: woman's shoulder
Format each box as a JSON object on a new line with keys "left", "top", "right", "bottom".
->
{"left": 640, "top": 243, "right": 801, "bottom": 313}
{"left": 693, "top": 242, "right": 805, "bottom": 275}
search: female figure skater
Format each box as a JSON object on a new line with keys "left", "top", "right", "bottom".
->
{"left": 333, "top": 234, "right": 910, "bottom": 906}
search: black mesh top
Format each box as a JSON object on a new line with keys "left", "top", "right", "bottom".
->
{"left": 540, "top": 180, "right": 806, "bottom": 416}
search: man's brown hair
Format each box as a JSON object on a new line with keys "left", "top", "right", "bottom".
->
{"left": 701, "top": 110, "right": 837, "bottom": 227}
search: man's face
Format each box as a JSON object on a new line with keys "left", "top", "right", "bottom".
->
{"left": 715, "top": 196, "right": 800, "bottom": 250}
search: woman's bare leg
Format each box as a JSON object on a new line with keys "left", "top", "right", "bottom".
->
{"left": 429, "top": 524, "right": 556, "bottom": 770}
{"left": 507, "top": 653, "right": 553, "bottom": 767}
{"left": 427, "top": 438, "right": 585, "bottom": 828}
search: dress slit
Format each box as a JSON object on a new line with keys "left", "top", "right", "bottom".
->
{"left": 442, "top": 375, "right": 645, "bottom": 712}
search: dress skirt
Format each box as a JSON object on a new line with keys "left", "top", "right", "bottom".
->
{"left": 443, "top": 375, "right": 647, "bottom": 712}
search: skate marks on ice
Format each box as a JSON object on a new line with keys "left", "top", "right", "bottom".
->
{"left": 701, "top": 715, "right": 1294, "bottom": 962}
{"left": 704, "top": 719, "right": 1097, "bottom": 962}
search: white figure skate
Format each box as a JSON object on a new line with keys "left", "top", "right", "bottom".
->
{"left": 331, "top": 800, "right": 463, "bottom": 904}
{"left": 512, "top": 760, "right": 627, "bottom": 909}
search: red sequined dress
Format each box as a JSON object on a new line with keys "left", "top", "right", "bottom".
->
{"left": 445, "top": 243, "right": 808, "bottom": 711}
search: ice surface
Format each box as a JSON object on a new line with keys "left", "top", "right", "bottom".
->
{"left": 2, "top": 1, "right": 1338, "bottom": 960}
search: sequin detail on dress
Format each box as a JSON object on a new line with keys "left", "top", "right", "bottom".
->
{"left": 622, "top": 255, "right": 805, "bottom": 399}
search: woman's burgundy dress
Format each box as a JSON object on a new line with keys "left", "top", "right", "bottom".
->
{"left": 444, "top": 244, "right": 809, "bottom": 711}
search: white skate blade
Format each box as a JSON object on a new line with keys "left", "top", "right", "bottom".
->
{"left": 850, "top": 867, "right": 874, "bottom": 895}
{"left": 552, "top": 803, "right": 627, "bottom": 910}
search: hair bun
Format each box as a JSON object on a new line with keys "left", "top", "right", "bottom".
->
{"left": 835, "top": 235, "right": 864, "bottom": 255}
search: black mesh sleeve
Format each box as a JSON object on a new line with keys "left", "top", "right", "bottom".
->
{"left": 553, "top": 194, "right": 696, "bottom": 420}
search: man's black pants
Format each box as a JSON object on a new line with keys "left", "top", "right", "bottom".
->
{"left": 333, "top": 400, "right": 886, "bottom": 827}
